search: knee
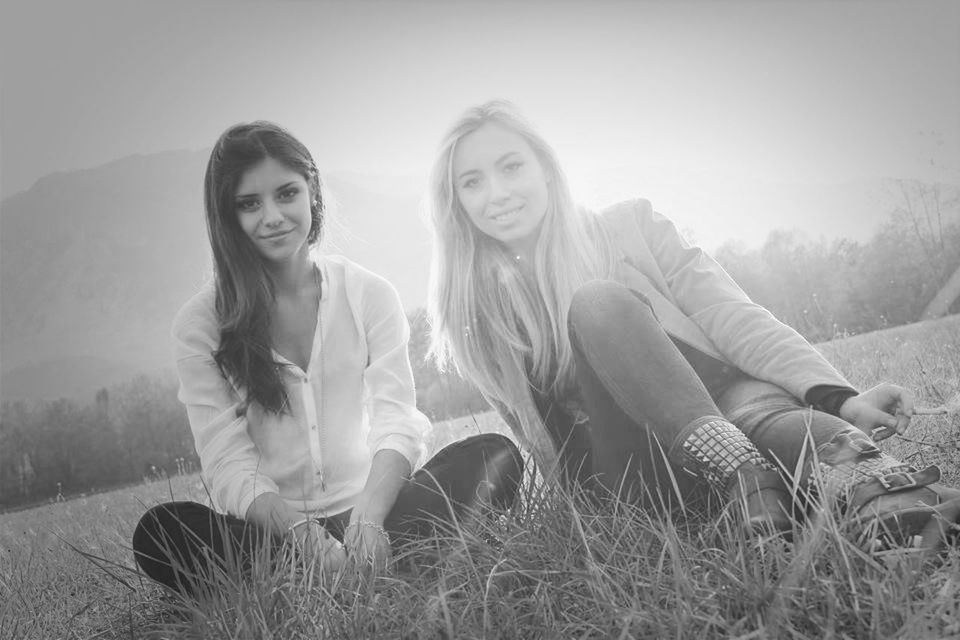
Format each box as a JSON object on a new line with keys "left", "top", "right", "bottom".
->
{"left": 133, "top": 504, "right": 170, "bottom": 552}
{"left": 497, "top": 436, "right": 525, "bottom": 477}
{"left": 132, "top": 501, "right": 204, "bottom": 555}
{"left": 568, "top": 280, "right": 653, "bottom": 337}
{"left": 472, "top": 434, "right": 525, "bottom": 506}
{"left": 473, "top": 434, "right": 523, "bottom": 478}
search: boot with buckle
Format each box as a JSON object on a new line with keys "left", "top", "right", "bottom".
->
{"left": 846, "top": 465, "right": 960, "bottom": 551}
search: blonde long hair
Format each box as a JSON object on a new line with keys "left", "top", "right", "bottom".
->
{"left": 427, "top": 101, "right": 616, "bottom": 410}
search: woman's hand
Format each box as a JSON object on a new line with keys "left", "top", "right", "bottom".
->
{"left": 290, "top": 520, "right": 347, "bottom": 573}
{"left": 343, "top": 519, "right": 391, "bottom": 575}
{"left": 838, "top": 383, "right": 916, "bottom": 441}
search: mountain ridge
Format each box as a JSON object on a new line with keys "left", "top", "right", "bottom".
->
{"left": 2, "top": 150, "right": 956, "bottom": 402}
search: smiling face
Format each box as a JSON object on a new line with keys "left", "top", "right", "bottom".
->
{"left": 233, "top": 156, "right": 314, "bottom": 266}
{"left": 452, "top": 123, "right": 551, "bottom": 257}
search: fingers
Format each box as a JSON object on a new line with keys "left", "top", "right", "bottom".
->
{"left": 321, "top": 546, "right": 347, "bottom": 573}
{"left": 884, "top": 384, "right": 914, "bottom": 435}
{"left": 895, "top": 386, "right": 915, "bottom": 434}
{"left": 343, "top": 521, "right": 392, "bottom": 574}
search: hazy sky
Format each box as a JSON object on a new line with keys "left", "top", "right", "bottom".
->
{"left": 2, "top": 0, "right": 958, "bottom": 202}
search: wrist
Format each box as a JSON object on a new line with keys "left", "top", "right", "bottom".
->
{"left": 345, "top": 519, "right": 391, "bottom": 544}
{"left": 288, "top": 517, "right": 344, "bottom": 551}
{"left": 837, "top": 396, "right": 856, "bottom": 422}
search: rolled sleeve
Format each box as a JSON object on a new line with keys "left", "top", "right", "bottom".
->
{"left": 172, "top": 297, "right": 278, "bottom": 517}
{"left": 359, "top": 276, "right": 429, "bottom": 469}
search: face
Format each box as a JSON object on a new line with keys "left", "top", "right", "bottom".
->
{"left": 452, "top": 123, "right": 550, "bottom": 257}
{"left": 233, "top": 157, "right": 313, "bottom": 265}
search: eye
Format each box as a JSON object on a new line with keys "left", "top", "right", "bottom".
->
{"left": 235, "top": 198, "right": 260, "bottom": 213}
{"left": 503, "top": 161, "right": 523, "bottom": 173}
{"left": 460, "top": 176, "right": 481, "bottom": 190}
{"left": 277, "top": 186, "right": 300, "bottom": 202}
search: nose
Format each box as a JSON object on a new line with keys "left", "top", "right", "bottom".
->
{"left": 488, "top": 175, "right": 510, "bottom": 203}
{"left": 262, "top": 199, "right": 284, "bottom": 226}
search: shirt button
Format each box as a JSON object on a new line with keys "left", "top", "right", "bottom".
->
{"left": 311, "top": 425, "right": 317, "bottom": 431}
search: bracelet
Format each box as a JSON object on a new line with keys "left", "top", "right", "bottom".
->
{"left": 287, "top": 517, "right": 321, "bottom": 533}
{"left": 345, "top": 520, "right": 390, "bottom": 543}
{"left": 288, "top": 517, "right": 345, "bottom": 549}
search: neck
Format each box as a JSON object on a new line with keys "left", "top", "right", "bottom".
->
{"left": 512, "top": 251, "right": 536, "bottom": 282}
{"left": 265, "top": 249, "right": 316, "bottom": 296}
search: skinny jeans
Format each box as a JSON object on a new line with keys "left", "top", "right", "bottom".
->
{"left": 132, "top": 434, "right": 522, "bottom": 595}
{"left": 546, "top": 280, "right": 871, "bottom": 503}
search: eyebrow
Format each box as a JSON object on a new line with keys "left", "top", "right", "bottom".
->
{"left": 456, "top": 151, "right": 522, "bottom": 181}
{"left": 234, "top": 181, "right": 299, "bottom": 199}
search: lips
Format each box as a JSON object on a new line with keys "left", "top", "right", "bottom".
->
{"left": 260, "top": 229, "right": 292, "bottom": 240}
{"left": 489, "top": 204, "right": 523, "bottom": 223}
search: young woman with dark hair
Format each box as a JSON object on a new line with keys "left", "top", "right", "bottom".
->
{"left": 132, "top": 121, "right": 523, "bottom": 595}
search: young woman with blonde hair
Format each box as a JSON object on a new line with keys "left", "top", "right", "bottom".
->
{"left": 426, "top": 100, "right": 960, "bottom": 548}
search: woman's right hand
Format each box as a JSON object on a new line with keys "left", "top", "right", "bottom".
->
{"left": 290, "top": 521, "right": 347, "bottom": 573}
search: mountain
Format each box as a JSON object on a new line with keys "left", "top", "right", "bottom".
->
{"left": 1, "top": 151, "right": 956, "bottom": 402}
{"left": 0, "top": 150, "right": 430, "bottom": 402}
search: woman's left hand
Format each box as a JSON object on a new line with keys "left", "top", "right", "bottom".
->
{"left": 344, "top": 518, "right": 391, "bottom": 574}
{"left": 838, "top": 382, "right": 916, "bottom": 441}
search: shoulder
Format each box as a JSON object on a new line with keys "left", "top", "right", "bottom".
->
{"left": 171, "top": 280, "right": 219, "bottom": 343}
{"left": 598, "top": 198, "right": 654, "bottom": 229}
{"left": 325, "top": 254, "right": 402, "bottom": 310}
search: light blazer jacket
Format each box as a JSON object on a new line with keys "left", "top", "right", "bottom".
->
{"left": 494, "top": 198, "right": 853, "bottom": 477}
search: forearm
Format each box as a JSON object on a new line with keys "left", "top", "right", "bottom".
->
{"left": 351, "top": 449, "right": 411, "bottom": 525}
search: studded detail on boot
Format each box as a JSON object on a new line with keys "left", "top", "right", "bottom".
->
{"left": 670, "top": 417, "right": 792, "bottom": 536}
{"left": 672, "top": 418, "right": 777, "bottom": 491}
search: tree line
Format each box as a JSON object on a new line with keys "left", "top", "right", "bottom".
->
{"left": 714, "top": 179, "right": 960, "bottom": 341}
{"left": 2, "top": 180, "right": 958, "bottom": 510}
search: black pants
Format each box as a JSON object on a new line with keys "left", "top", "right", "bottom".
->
{"left": 132, "top": 434, "right": 523, "bottom": 594}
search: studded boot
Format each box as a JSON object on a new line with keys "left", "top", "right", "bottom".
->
{"left": 669, "top": 417, "right": 793, "bottom": 537}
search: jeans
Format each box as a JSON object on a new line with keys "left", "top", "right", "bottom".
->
{"left": 132, "top": 433, "right": 523, "bottom": 595}
{"left": 549, "top": 279, "right": 871, "bottom": 503}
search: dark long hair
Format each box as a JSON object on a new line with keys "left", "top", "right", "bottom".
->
{"left": 204, "top": 121, "right": 325, "bottom": 413}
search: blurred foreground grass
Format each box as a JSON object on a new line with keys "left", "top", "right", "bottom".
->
{"left": 2, "top": 316, "right": 959, "bottom": 639}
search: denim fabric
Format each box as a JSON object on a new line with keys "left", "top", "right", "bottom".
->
{"left": 717, "top": 377, "right": 876, "bottom": 482}
{"left": 550, "top": 279, "right": 870, "bottom": 505}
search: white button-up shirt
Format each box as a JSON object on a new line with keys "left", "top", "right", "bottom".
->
{"left": 172, "top": 255, "right": 428, "bottom": 518}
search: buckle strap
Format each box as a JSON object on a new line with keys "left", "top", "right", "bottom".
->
{"left": 850, "top": 465, "right": 941, "bottom": 511}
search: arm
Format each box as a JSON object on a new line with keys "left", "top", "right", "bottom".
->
{"left": 172, "top": 299, "right": 280, "bottom": 519}
{"left": 344, "top": 449, "right": 410, "bottom": 570}
{"left": 346, "top": 273, "right": 429, "bottom": 566}
{"left": 625, "top": 200, "right": 852, "bottom": 398}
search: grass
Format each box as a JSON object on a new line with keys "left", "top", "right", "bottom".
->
{"left": 2, "top": 315, "right": 960, "bottom": 639}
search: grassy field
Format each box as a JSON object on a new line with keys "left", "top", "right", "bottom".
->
{"left": 2, "top": 316, "right": 960, "bottom": 639}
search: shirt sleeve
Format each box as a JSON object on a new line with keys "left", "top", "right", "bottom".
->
{"left": 627, "top": 199, "right": 853, "bottom": 398}
{"left": 358, "top": 274, "right": 429, "bottom": 469}
{"left": 172, "top": 298, "right": 279, "bottom": 517}
{"left": 805, "top": 384, "right": 859, "bottom": 417}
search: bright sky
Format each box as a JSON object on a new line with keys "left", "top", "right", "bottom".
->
{"left": 2, "top": 1, "right": 958, "bottom": 220}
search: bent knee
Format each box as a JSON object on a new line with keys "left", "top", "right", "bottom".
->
{"left": 478, "top": 434, "right": 524, "bottom": 476}
{"left": 133, "top": 501, "right": 206, "bottom": 550}
{"left": 568, "top": 280, "right": 654, "bottom": 336}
